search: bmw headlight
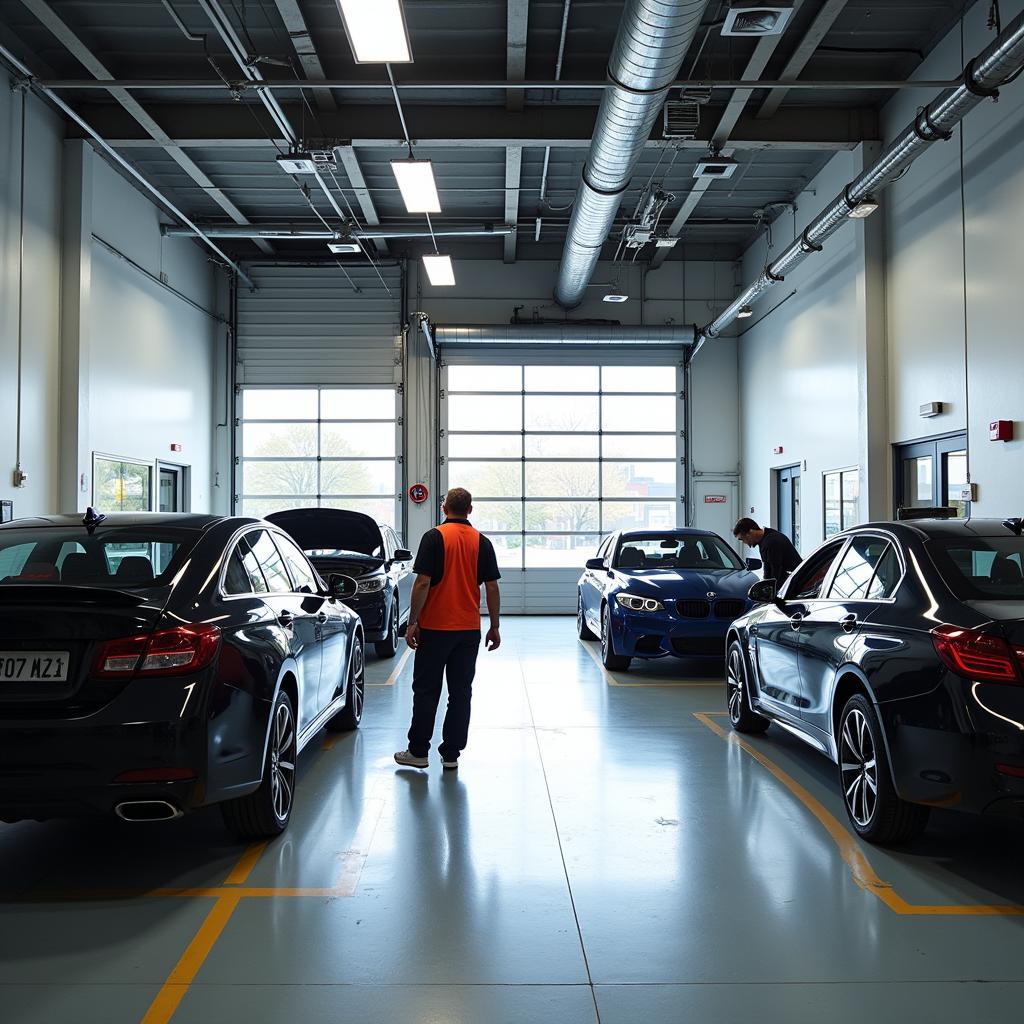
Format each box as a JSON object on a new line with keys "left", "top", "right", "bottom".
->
{"left": 615, "top": 593, "right": 664, "bottom": 612}
{"left": 357, "top": 576, "right": 388, "bottom": 594}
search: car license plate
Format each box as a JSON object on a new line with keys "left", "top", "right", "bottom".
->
{"left": 0, "top": 652, "right": 72, "bottom": 683}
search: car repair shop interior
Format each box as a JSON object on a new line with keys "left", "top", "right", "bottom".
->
{"left": 1, "top": 1, "right": 1024, "bottom": 1022}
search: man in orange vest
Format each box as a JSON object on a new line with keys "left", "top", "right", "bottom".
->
{"left": 394, "top": 487, "right": 501, "bottom": 770}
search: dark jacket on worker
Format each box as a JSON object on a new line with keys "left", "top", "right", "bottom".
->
{"left": 756, "top": 527, "right": 802, "bottom": 588}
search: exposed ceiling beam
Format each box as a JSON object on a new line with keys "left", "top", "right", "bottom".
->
{"left": 335, "top": 145, "right": 387, "bottom": 255}
{"left": 652, "top": 4, "right": 808, "bottom": 268}
{"left": 504, "top": 146, "right": 522, "bottom": 263}
{"left": 271, "top": 0, "right": 336, "bottom": 112}
{"left": 758, "top": 0, "right": 851, "bottom": 119}
{"left": 76, "top": 103, "right": 878, "bottom": 152}
{"left": 19, "top": 0, "right": 273, "bottom": 254}
{"left": 507, "top": 0, "right": 530, "bottom": 112}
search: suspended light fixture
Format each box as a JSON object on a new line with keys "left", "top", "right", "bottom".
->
{"left": 847, "top": 195, "right": 880, "bottom": 219}
{"left": 391, "top": 159, "right": 441, "bottom": 213}
{"left": 737, "top": 305, "right": 754, "bottom": 318}
{"left": 423, "top": 254, "right": 455, "bottom": 287}
{"left": 337, "top": 0, "right": 412, "bottom": 63}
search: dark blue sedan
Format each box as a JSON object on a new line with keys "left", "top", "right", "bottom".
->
{"left": 577, "top": 529, "right": 761, "bottom": 670}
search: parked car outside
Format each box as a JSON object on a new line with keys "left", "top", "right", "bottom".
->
{"left": 0, "top": 511, "right": 364, "bottom": 838}
{"left": 726, "top": 517, "right": 1024, "bottom": 844}
{"left": 578, "top": 528, "right": 762, "bottom": 670}
{"left": 267, "top": 508, "right": 413, "bottom": 657}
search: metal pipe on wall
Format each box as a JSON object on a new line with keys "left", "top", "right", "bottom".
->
{"left": 695, "top": 8, "right": 1024, "bottom": 353}
{"left": 554, "top": 0, "right": 711, "bottom": 309}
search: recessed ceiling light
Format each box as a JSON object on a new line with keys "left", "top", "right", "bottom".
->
{"left": 337, "top": 0, "right": 412, "bottom": 63}
{"left": 694, "top": 157, "right": 738, "bottom": 179}
{"left": 721, "top": 3, "right": 794, "bottom": 37}
{"left": 423, "top": 254, "right": 455, "bottom": 287}
{"left": 737, "top": 305, "right": 754, "bottom": 318}
{"left": 328, "top": 242, "right": 363, "bottom": 254}
{"left": 654, "top": 237, "right": 679, "bottom": 249}
{"left": 603, "top": 294, "right": 629, "bottom": 303}
{"left": 391, "top": 159, "right": 441, "bottom": 213}
{"left": 847, "top": 196, "right": 880, "bottom": 219}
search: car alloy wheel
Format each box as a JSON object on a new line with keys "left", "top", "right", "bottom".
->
{"left": 327, "top": 635, "right": 365, "bottom": 732}
{"left": 375, "top": 602, "right": 399, "bottom": 658}
{"left": 727, "top": 647, "right": 744, "bottom": 724}
{"left": 840, "top": 707, "right": 878, "bottom": 828}
{"left": 725, "top": 641, "right": 769, "bottom": 734}
{"left": 577, "top": 591, "right": 596, "bottom": 640}
{"left": 270, "top": 697, "right": 297, "bottom": 825}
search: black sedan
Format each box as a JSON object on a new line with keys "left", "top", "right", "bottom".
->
{"left": 0, "top": 510, "right": 364, "bottom": 838}
{"left": 267, "top": 508, "right": 413, "bottom": 657}
{"left": 726, "top": 517, "right": 1024, "bottom": 844}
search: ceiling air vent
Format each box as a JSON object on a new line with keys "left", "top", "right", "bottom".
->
{"left": 721, "top": 2, "right": 794, "bottom": 37}
{"left": 694, "top": 156, "right": 738, "bottom": 179}
{"left": 663, "top": 101, "right": 700, "bottom": 140}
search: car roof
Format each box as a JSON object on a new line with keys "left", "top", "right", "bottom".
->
{"left": 0, "top": 512, "right": 234, "bottom": 531}
{"left": 847, "top": 518, "right": 1023, "bottom": 541}
{"left": 618, "top": 528, "right": 726, "bottom": 539}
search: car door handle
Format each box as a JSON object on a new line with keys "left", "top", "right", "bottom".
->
{"left": 841, "top": 613, "right": 858, "bottom": 633}
{"left": 789, "top": 612, "right": 804, "bottom": 631}
{"left": 278, "top": 610, "right": 295, "bottom": 628}
{"left": 316, "top": 611, "right": 328, "bottom": 623}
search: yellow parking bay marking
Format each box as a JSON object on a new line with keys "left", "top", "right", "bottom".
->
{"left": 223, "top": 841, "right": 267, "bottom": 885}
{"left": 579, "top": 637, "right": 721, "bottom": 688}
{"left": 367, "top": 645, "right": 413, "bottom": 688}
{"left": 695, "top": 711, "right": 1024, "bottom": 917}
{"left": 140, "top": 892, "right": 241, "bottom": 1024}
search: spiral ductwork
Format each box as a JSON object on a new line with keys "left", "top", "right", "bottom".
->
{"left": 554, "top": 0, "right": 711, "bottom": 308}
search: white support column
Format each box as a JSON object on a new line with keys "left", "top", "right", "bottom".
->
{"left": 59, "top": 139, "right": 92, "bottom": 513}
{"left": 853, "top": 141, "right": 890, "bottom": 521}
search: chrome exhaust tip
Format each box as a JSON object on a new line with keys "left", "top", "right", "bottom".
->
{"left": 114, "top": 800, "right": 183, "bottom": 822}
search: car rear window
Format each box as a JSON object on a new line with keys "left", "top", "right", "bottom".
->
{"left": 0, "top": 527, "right": 197, "bottom": 589}
{"left": 928, "top": 537, "right": 1024, "bottom": 601}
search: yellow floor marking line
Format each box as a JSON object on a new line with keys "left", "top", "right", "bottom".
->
{"left": 694, "top": 711, "right": 1024, "bottom": 917}
{"left": 367, "top": 645, "right": 413, "bottom": 688}
{"left": 223, "top": 841, "right": 267, "bottom": 885}
{"left": 579, "top": 637, "right": 722, "bottom": 688}
{"left": 140, "top": 892, "right": 241, "bottom": 1024}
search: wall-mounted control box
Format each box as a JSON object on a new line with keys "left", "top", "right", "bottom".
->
{"left": 990, "top": 420, "right": 1014, "bottom": 442}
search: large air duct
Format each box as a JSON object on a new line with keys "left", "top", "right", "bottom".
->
{"left": 695, "top": 7, "right": 1024, "bottom": 352}
{"left": 434, "top": 323, "right": 695, "bottom": 346}
{"left": 554, "top": 0, "right": 710, "bottom": 309}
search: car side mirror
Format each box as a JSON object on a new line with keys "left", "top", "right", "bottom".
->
{"left": 328, "top": 573, "right": 359, "bottom": 600}
{"left": 745, "top": 557, "right": 763, "bottom": 571}
{"left": 393, "top": 548, "right": 412, "bottom": 562}
{"left": 585, "top": 557, "right": 606, "bottom": 571}
{"left": 748, "top": 579, "right": 777, "bottom": 604}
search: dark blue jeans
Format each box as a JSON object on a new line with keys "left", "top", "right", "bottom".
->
{"left": 407, "top": 629, "right": 481, "bottom": 760}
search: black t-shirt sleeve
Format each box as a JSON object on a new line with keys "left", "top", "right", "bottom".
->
{"left": 477, "top": 535, "right": 501, "bottom": 584}
{"left": 413, "top": 528, "right": 444, "bottom": 585}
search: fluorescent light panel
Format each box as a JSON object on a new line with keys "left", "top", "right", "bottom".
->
{"left": 848, "top": 197, "right": 880, "bottom": 219}
{"left": 391, "top": 159, "right": 441, "bottom": 213}
{"left": 337, "top": 0, "right": 412, "bottom": 63}
{"left": 423, "top": 254, "right": 455, "bottom": 287}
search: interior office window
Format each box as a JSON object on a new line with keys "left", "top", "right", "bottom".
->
{"left": 445, "top": 364, "right": 679, "bottom": 568}
{"left": 93, "top": 456, "right": 152, "bottom": 512}
{"left": 238, "top": 387, "right": 399, "bottom": 527}
{"left": 823, "top": 468, "right": 860, "bottom": 538}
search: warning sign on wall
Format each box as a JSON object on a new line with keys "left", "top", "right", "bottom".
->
{"left": 704, "top": 495, "right": 727, "bottom": 504}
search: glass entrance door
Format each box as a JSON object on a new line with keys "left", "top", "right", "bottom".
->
{"left": 776, "top": 465, "right": 801, "bottom": 549}
{"left": 895, "top": 435, "right": 968, "bottom": 516}
{"left": 158, "top": 465, "right": 184, "bottom": 513}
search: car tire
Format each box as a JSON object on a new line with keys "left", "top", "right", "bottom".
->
{"left": 601, "top": 604, "right": 631, "bottom": 671}
{"left": 577, "top": 591, "right": 597, "bottom": 640}
{"left": 221, "top": 688, "right": 297, "bottom": 839}
{"left": 726, "top": 641, "right": 770, "bottom": 734}
{"left": 326, "top": 635, "right": 365, "bottom": 733}
{"left": 375, "top": 601, "right": 399, "bottom": 658}
{"left": 838, "top": 693, "right": 929, "bottom": 845}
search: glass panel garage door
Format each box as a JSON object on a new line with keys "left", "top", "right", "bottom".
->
{"left": 442, "top": 363, "right": 681, "bottom": 612}
{"left": 237, "top": 387, "right": 400, "bottom": 527}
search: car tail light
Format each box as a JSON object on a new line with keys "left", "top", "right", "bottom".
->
{"left": 95, "top": 624, "right": 221, "bottom": 678}
{"left": 931, "top": 624, "right": 1024, "bottom": 685}
{"left": 995, "top": 763, "right": 1024, "bottom": 779}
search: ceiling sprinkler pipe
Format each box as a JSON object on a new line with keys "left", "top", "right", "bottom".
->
{"left": 696, "top": 7, "right": 1024, "bottom": 350}
{"left": 160, "top": 225, "right": 514, "bottom": 239}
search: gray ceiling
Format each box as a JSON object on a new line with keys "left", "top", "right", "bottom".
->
{"left": 0, "top": 0, "right": 981, "bottom": 264}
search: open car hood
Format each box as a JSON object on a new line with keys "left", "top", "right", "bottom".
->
{"left": 265, "top": 508, "right": 383, "bottom": 558}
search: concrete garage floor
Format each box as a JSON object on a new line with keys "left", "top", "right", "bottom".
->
{"left": 3, "top": 618, "right": 1024, "bottom": 1024}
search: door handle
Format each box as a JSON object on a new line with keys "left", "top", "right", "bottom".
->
{"left": 789, "top": 612, "right": 804, "bottom": 631}
{"left": 316, "top": 611, "right": 328, "bottom": 623}
{"left": 278, "top": 610, "right": 295, "bottom": 628}
{"left": 841, "top": 613, "right": 858, "bottom": 633}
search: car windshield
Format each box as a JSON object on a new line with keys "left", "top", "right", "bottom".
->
{"left": 616, "top": 534, "right": 743, "bottom": 571}
{"left": 928, "top": 536, "right": 1024, "bottom": 601}
{"left": 0, "top": 526, "right": 198, "bottom": 589}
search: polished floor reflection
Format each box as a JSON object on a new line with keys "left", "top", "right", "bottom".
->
{"left": 2, "top": 617, "right": 1024, "bottom": 1023}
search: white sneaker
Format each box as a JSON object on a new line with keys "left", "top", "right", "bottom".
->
{"left": 441, "top": 758, "right": 459, "bottom": 771}
{"left": 394, "top": 749, "right": 428, "bottom": 768}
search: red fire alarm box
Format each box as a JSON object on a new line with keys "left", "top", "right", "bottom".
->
{"left": 989, "top": 420, "right": 1014, "bottom": 442}
{"left": 169, "top": 443, "right": 184, "bottom": 452}
{"left": 772, "top": 446, "right": 784, "bottom": 455}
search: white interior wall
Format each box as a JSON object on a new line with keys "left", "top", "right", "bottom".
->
{"left": 734, "top": 0, "right": 1024, "bottom": 555}
{"left": 0, "top": 74, "right": 63, "bottom": 519}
